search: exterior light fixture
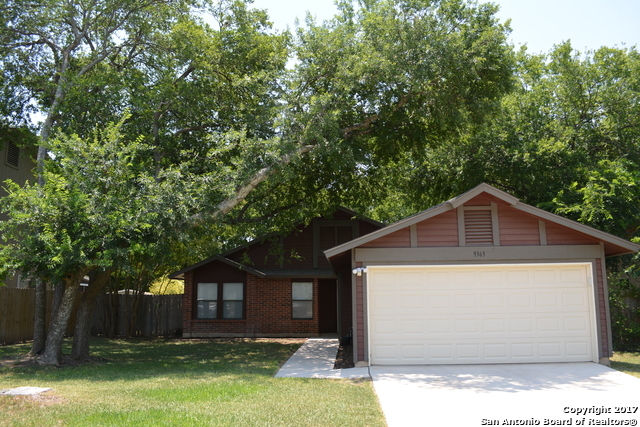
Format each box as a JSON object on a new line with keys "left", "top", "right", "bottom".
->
{"left": 352, "top": 267, "right": 368, "bottom": 276}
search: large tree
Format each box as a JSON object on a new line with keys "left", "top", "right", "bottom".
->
{"left": 381, "top": 43, "right": 640, "bottom": 234}
{"left": 0, "top": 0, "right": 515, "bottom": 363}
{"left": 0, "top": 0, "right": 197, "bottom": 356}
{"left": 0, "top": 0, "right": 290, "bottom": 361}
{"left": 205, "top": 0, "right": 515, "bottom": 225}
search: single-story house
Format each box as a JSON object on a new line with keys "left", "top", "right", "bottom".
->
{"left": 170, "top": 207, "right": 385, "bottom": 339}
{"left": 172, "top": 183, "right": 639, "bottom": 366}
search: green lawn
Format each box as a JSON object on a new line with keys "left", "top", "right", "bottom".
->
{"left": 0, "top": 338, "right": 386, "bottom": 427}
{"left": 611, "top": 351, "right": 640, "bottom": 379}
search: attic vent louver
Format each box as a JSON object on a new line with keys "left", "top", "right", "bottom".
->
{"left": 464, "top": 209, "right": 493, "bottom": 246}
{"left": 6, "top": 141, "right": 19, "bottom": 168}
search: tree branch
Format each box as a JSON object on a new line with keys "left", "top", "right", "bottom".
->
{"left": 189, "top": 144, "right": 316, "bottom": 226}
{"left": 224, "top": 203, "right": 298, "bottom": 225}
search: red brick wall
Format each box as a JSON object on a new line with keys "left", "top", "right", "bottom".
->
{"left": 183, "top": 271, "right": 194, "bottom": 335}
{"left": 183, "top": 269, "right": 320, "bottom": 337}
{"left": 246, "top": 276, "right": 319, "bottom": 335}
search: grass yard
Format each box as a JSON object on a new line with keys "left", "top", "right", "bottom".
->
{"left": 611, "top": 351, "right": 640, "bottom": 379}
{"left": 0, "top": 338, "right": 386, "bottom": 427}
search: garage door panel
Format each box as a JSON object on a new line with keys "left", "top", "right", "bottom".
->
{"left": 565, "top": 316, "right": 589, "bottom": 331}
{"left": 372, "top": 315, "right": 592, "bottom": 337}
{"left": 566, "top": 341, "right": 591, "bottom": 357}
{"left": 371, "top": 340, "right": 594, "bottom": 364}
{"left": 368, "top": 264, "right": 595, "bottom": 365}
{"left": 482, "top": 318, "right": 506, "bottom": 333}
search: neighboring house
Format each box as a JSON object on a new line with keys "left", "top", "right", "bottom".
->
{"left": 0, "top": 130, "right": 37, "bottom": 288}
{"left": 174, "top": 183, "right": 639, "bottom": 367}
{"left": 170, "top": 208, "right": 385, "bottom": 338}
{"left": 325, "top": 183, "right": 639, "bottom": 367}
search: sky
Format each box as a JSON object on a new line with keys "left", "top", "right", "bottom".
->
{"left": 250, "top": 0, "right": 640, "bottom": 54}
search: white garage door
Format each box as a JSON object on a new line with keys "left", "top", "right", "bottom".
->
{"left": 367, "top": 263, "right": 597, "bottom": 365}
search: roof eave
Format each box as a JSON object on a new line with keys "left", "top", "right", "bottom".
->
{"left": 325, "top": 183, "right": 640, "bottom": 259}
{"left": 448, "top": 182, "right": 519, "bottom": 208}
{"left": 513, "top": 202, "right": 640, "bottom": 256}
{"left": 168, "top": 255, "right": 267, "bottom": 280}
{"left": 324, "top": 202, "right": 454, "bottom": 258}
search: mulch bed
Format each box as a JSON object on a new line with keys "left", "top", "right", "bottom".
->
{"left": 333, "top": 342, "right": 354, "bottom": 369}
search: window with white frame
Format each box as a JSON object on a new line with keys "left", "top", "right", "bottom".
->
{"left": 196, "top": 282, "right": 244, "bottom": 319}
{"left": 222, "top": 282, "right": 243, "bottom": 319}
{"left": 292, "top": 281, "right": 313, "bottom": 319}
{"left": 197, "top": 283, "right": 218, "bottom": 319}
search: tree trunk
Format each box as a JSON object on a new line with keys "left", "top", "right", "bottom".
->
{"left": 71, "top": 269, "right": 112, "bottom": 361}
{"left": 29, "top": 279, "right": 47, "bottom": 355}
{"left": 39, "top": 271, "right": 85, "bottom": 365}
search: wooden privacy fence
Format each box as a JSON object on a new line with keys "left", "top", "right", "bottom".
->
{"left": 92, "top": 293, "right": 182, "bottom": 338}
{"left": 0, "top": 288, "right": 182, "bottom": 345}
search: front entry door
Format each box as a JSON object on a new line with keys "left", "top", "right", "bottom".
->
{"left": 318, "top": 279, "right": 338, "bottom": 334}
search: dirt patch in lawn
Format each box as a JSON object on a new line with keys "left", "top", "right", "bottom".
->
{"left": 0, "top": 353, "right": 108, "bottom": 368}
{"left": 0, "top": 393, "right": 67, "bottom": 412}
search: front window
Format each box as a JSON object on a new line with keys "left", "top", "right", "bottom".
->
{"left": 222, "top": 282, "right": 243, "bottom": 319}
{"left": 292, "top": 281, "right": 313, "bottom": 319}
{"left": 197, "top": 283, "right": 217, "bottom": 319}
{"left": 196, "top": 282, "right": 244, "bottom": 319}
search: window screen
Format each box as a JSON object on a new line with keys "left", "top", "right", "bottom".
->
{"left": 196, "top": 283, "right": 218, "bottom": 319}
{"left": 292, "top": 282, "right": 313, "bottom": 319}
{"left": 222, "top": 283, "right": 243, "bottom": 319}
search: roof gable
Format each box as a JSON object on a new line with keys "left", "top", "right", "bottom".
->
{"left": 169, "top": 206, "right": 384, "bottom": 279}
{"left": 325, "top": 183, "right": 640, "bottom": 258}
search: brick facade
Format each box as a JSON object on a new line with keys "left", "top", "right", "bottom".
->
{"left": 182, "top": 270, "right": 320, "bottom": 338}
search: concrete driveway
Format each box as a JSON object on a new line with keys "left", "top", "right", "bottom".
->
{"left": 370, "top": 363, "right": 640, "bottom": 427}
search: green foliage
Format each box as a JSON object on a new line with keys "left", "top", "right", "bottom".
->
{"left": 376, "top": 43, "right": 640, "bottom": 234}
{"left": 149, "top": 278, "right": 184, "bottom": 295}
{"left": 0, "top": 116, "right": 200, "bottom": 283}
{"left": 554, "top": 159, "right": 640, "bottom": 237}
{"left": 232, "top": 0, "right": 515, "bottom": 225}
{"left": 608, "top": 268, "right": 640, "bottom": 351}
{"left": 610, "top": 352, "right": 640, "bottom": 379}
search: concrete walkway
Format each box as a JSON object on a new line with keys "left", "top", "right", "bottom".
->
{"left": 274, "top": 338, "right": 370, "bottom": 379}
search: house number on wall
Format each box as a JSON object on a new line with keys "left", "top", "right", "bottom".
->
{"left": 473, "top": 251, "right": 486, "bottom": 258}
